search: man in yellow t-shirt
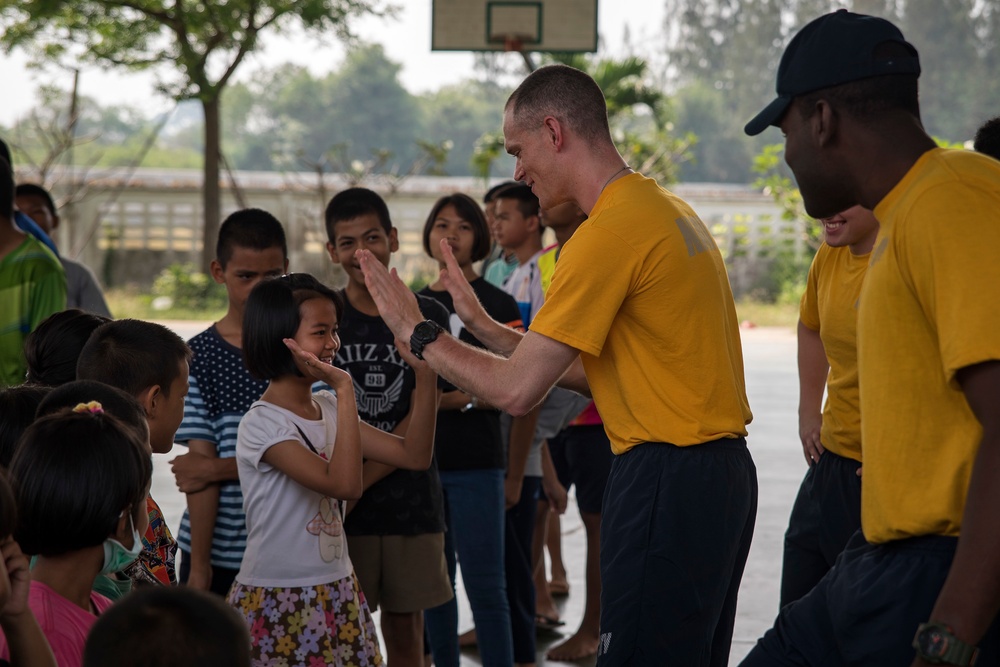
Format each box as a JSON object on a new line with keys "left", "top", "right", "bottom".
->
{"left": 781, "top": 205, "right": 876, "bottom": 609}
{"left": 743, "top": 10, "right": 1000, "bottom": 666}
{"left": 360, "top": 64, "right": 756, "bottom": 666}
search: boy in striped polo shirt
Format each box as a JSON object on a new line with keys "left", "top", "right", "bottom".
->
{"left": 171, "top": 209, "right": 288, "bottom": 595}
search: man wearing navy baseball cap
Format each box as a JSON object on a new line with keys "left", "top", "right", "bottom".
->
{"left": 741, "top": 10, "right": 1000, "bottom": 667}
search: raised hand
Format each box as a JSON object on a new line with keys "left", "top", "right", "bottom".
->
{"left": 357, "top": 249, "right": 425, "bottom": 340}
{"left": 438, "top": 239, "right": 488, "bottom": 329}
{"left": 283, "top": 338, "right": 353, "bottom": 392}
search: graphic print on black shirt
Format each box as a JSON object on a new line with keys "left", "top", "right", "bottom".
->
{"left": 335, "top": 292, "right": 450, "bottom": 536}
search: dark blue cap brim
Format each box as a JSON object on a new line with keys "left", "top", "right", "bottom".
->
{"left": 745, "top": 96, "right": 793, "bottom": 136}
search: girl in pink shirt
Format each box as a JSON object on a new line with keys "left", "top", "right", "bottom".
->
{"left": 0, "top": 401, "right": 153, "bottom": 667}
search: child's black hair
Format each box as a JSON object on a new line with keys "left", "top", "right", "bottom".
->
{"left": 0, "top": 385, "right": 52, "bottom": 469}
{"left": 242, "top": 273, "right": 344, "bottom": 380}
{"left": 483, "top": 180, "right": 519, "bottom": 204}
{"left": 0, "top": 472, "right": 15, "bottom": 541}
{"left": 13, "top": 183, "right": 57, "bottom": 216}
{"left": 215, "top": 208, "right": 288, "bottom": 269}
{"left": 422, "top": 193, "right": 492, "bottom": 263}
{"left": 77, "top": 319, "right": 192, "bottom": 399}
{"left": 493, "top": 183, "right": 541, "bottom": 223}
{"left": 37, "top": 380, "right": 149, "bottom": 442}
{"left": 83, "top": 586, "right": 251, "bottom": 667}
{"left": 11, "top": 406, "right": 152, "bottom": 556}
{"left": 324, "top": 187, "right": 393, "bottom": 243}
{"left": 25, "top": 308, "right": 112, "bottom": 387}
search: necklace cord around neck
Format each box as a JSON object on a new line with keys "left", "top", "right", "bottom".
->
{"left": 601, "top": 165, "right": 632, "bottom": 192}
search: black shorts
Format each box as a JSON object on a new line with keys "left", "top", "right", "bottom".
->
{"left": 742, "top": 534, "right": 1000, "bottom": 666}
{"left": 598, "top": 438, "right": 757, "bottom": 667}
{"left": 780, "top": 449, "right": 862, "bottom": 607}
{"left": 546, "top": 424, "right": 614, "bottom": 514}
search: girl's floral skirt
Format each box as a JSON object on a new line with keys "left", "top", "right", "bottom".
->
{"left": 227, "top": 572, "right": 383, "bottom": 667}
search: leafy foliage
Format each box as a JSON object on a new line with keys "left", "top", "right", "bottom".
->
{"left": 151, "top": 263, "right": 227, "bottom": 311}
{"left": 0, "top": 0, "right": 386, "bottom": 271}
{"left": 665, "top": 0, "right": 1000, "bottom": 182}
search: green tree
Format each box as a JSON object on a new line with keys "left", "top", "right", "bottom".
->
{"left": 0, "top": 0, "right": 385, "bottom": 272}
{"left": 221, "top": 46, "right": 424, "bottom": 177}
{"left": 420, "top": 79, "right": 510, "bottom": 177}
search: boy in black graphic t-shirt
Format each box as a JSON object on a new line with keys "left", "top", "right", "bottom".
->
{"left": 324, "top": 188, "right": 452, "bottom": 666}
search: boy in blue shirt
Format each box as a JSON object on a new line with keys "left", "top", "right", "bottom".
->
{"left": 170, "top": 208, "right": 288, "bottom": 595}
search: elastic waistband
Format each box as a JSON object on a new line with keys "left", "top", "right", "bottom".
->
{"left": 877, "top": 534, "right": 958, "bottom": 554}
{"left": 639, "top": 436, "right": 747, "bottom": 452}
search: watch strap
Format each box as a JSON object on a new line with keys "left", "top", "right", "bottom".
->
{"left": 913, "top": 622, "right": 979, "bottom": 666}
{"left": 409, "top": 320, "right": 444, "bottom": 361}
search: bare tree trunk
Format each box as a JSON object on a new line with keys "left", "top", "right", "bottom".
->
{"left": 201, "top": 96, "right": 221, "bottom": 274}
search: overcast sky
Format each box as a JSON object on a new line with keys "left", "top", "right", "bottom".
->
{"left": 0, "top": 0, "right": 667, "bottom": 126}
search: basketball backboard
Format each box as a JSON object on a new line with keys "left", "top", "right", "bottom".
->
{"left": 431, "top": 0, "right": 598, "bottom": 53}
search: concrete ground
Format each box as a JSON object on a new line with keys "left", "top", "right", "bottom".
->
{"left": 151, "top": 323, "right": 803, "bottom": 666}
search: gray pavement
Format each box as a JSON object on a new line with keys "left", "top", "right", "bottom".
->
{"left": 151, "top": 323, "right": 804, "bottom": 665}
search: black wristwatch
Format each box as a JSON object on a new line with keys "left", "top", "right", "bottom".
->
{"left": 409, "top": 320, "right": 445, "bottom": 360}
{"left": 913, "top": 622, "right": 978, "bottom": 666}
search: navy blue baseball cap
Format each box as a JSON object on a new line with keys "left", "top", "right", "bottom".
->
{"left": 744, "top": 9, "right": 920, "bottom": 136}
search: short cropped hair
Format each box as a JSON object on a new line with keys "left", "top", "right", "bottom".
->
{"left": 84, "top": 586, "right": 251, "bottom": 667}
{"left": 505, "top": 64, "right": 611, "bottom": 142}
{"left": 494, "top": 183, "right": 540, "bottom": 220}
{"left": 216, "top": 208, "right": 288, "bottom": 269}
{"left": 974, "top": 116, "right": 1000, "bottom": 160}
{"left": 0, "top": 385, "right": 52, "bottom": 469}
{"left": 77, "top": 319, "right": 192, "bottom": 398}
{"left": 14, "top": 183, "right": 57, "bottom": 216}
{"left": 484, "top": 180, "right": 519, "bottom": 204}
{"left": 324, "top": 187, "right": 393, "bottom": 243}
{"left": 242, "top": 274, "right": 344, "bottom": 381}
{"left": 37, "top": 380, "right": 148, "bottom": 440}
{"left": 11, "top": 407, "right": 152, "bottom": 556}
{"left": 422, "top": 194, "right": 492, "bottom": 262}
{"left": 25, "top": 309, "right": 111, "bottom": 387}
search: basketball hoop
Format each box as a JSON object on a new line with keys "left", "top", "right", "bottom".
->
{"left": 503, "top": 34, "right": 524, "bottom": 52}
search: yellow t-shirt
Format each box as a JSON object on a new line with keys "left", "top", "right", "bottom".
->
{"left": 530, "top": 173, "right": 752, "bottom": 454}
{"left": 799, "top": 243, "right": 869, "bottom": 462}
{"left": 860, "top": 147, "right": 1000, "bottom": 543}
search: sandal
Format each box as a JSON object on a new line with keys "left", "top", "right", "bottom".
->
{"left": 536, "top": 614, "right": 566, "bottom": 631}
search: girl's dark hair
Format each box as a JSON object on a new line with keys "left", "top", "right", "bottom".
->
{"left": 422, "top": 193, "right": 492, "bottom": 263}
{"left": 0, "top": 385, "right": 52, "bottom": 469}
{"left": 0, "top": 472, "right": 16, "bottom": 541}
{"left": 10, "top": 407, "right": 152, "bottom": 556}
{"left": 242, "top": 273, "right": 344, "bottom": 380}
{"left": 25, "top": 309, "right": 112, "bottom": 387}
{"left": 37, "top": 380, "right": 148, "bottom": 440}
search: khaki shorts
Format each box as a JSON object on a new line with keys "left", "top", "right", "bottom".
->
{"left": 347, "top": 532, "right": 453, "bottom": 613}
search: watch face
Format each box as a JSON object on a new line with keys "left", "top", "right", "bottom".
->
{"left": 413, "top": 321, "right": 439, "bottom": 343}
{"left": 917, "top": 628, "right": 949, "bottom": 657}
